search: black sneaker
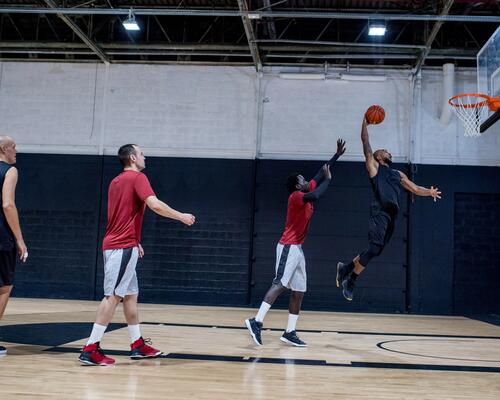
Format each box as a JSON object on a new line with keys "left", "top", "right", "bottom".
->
{"left": 342, "top": 278, "right": 355, "bottom": 301}
{"left": 336, "top": 262, "right": 350, "bottom": 288}
{"left": 0, "top": 345, "right": 6, "bottom": 356}
{"left": 280, "top": 331, "right": 307, "bottom": 347}
{"left": 245, "top": 318, "right": 263, "bottom": 346}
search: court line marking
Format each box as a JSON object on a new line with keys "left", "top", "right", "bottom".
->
{"left": 141, "top": 321, "right": 500, "bottom": 340}
{"left": 377, "top": 339, "right": 500, "bottom": 363}
{"left": 43, "top": 346, "right": 500, "bottom": 373}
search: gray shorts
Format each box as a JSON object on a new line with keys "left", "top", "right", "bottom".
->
{"left": 273, "top": 243, "right": 307, "bottom": 292}
{"left": 103, "top": 247, "right": 139, "bottom": 298}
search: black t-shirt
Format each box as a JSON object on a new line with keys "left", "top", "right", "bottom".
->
{"left": 369, "top": 164, "right": 401, "bottom": 216}
{"left": 0, "top": 161, "right": 15, "bottom": 251}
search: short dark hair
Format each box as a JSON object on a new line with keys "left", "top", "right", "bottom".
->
{"left": 285, "top": 173, "right": 300, "bottom": 194}
{"left": 118, "top": 144, "right": 137, "bottom": 167}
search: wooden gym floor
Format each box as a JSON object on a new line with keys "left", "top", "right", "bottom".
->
{"left": 0, "top": 298, "right": 499, "bottom": 399}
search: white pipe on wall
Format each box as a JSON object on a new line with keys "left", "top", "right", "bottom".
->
{"left": 439, "top": 63, "right": 455, "bottom": 125}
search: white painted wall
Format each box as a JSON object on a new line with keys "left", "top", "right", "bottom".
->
{"left": 259, "top": 71, "right": 411, "bottom": 162}
{"left": 0, "top": 62, "right": 258, "bottom": 159}
{"left": 0, "top": 61, "right": 499, "bottom": 166}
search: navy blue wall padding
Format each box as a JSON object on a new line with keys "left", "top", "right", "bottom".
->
{"left": 13, "top": 154, "right": 102, "bottom": 300}
{"left": 10, "top": 154, "right": 500, "bottom": 315}
{"left": 408, "top": 165, "right": 500, "bottom": 315}
{"left": 94, "top": 156, "right": 255, "bottom": 306}
{"left": 251, "top": 160, "right": 408, "bottom": 313}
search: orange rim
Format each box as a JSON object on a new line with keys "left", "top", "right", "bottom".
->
{"left": 448, "top": 93, "right": 490, "bottom": 109}
{"left": 487, "top": 96, "right": 500, "bottom": 112}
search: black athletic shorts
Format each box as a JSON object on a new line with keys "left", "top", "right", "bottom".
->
{"left": 0, "top": 249, "right": 17, "bottom": 287}
{"left": 368, "top": 204, "right": 396, "bottom": 247}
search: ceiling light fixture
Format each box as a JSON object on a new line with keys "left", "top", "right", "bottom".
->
{"left": 247, "top": 12, "right": 262, "bottom": 20}
{"left": 278, "top": 73, "right": 325, "bottom": 80}
{"left": 368, "top": 21, "right": 386, "bottom": 36}
{"left": 123, "top": 8, "right": 140, "bottom": 31}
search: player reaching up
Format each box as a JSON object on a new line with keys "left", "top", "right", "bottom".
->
{"left": 336, "top": 116, "right": 441, "bottom": 302}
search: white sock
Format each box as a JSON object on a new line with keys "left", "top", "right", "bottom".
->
{"left": 128, "top": 324, "right": 142, "bottom": 343}
{"left": 255, "top": 302, "right": 271, "bottom": 323}
{"left": 286, "top": 314, "right": 299, "bottom": 333}
{"left": 86, "top": 323, "right": 107, "bottom": 346}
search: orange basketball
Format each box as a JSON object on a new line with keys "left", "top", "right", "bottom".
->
{"left": 365, "top": 105, "right": 385, "bottom": 125}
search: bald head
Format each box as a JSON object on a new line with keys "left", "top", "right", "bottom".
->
{"left": 0, "top": 136, "right": 14, "bottom": 147}
{"left": 0, "top": 136, "right": 17, "bottom": 164}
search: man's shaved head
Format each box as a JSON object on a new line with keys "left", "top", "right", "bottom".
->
{"left": 0, "top": 136, "right": 14, "bottom": 147}
{"left": 0, "top": 135, "right": 17, "bottom": 164}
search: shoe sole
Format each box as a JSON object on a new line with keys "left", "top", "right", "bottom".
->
{"left": 342, "top": 292, "right": 353, "bottom": 301}
{"left": 341, "top": 282, "right": 353, "bottom": 301}
{"left": 78, "top": 359, "right": 114, "bottom": 366}
{"left": 130, "top": 352, "right": 162, "bottom": 359}
{"left": 245, "top": 319, "right": 262, "bottom": 346}
{"left": 336, "top": 262, "right": 342, "bottom": 287}
{"left": 280, "top": 336, "right": 307, "bottom": 347}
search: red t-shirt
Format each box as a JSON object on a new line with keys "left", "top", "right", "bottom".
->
{"left": 279, "top": 179, "right": 317, "bottom": 245}
{"left": 102, "top": 170, "right": 156, "bottom": 250}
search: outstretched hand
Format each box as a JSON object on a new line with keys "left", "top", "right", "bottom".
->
{"left": 336, "top": 139, "right": 346, "bottom": 156}
{"left": 430, "top": 186, "right": 442, "bottom": 202}
{"left": 181, "top": 213, "right": 196, "bottom": 226}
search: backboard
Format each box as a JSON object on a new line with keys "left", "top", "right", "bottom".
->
{"left": 477, "top": 26, "right": 500, "bottom": 132}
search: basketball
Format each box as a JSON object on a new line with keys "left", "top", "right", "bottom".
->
{"left": 365, "top": 105, "right": 385, "bottom": 124}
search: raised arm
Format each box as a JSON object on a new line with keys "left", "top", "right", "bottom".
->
{"left": 398, "top": 171, "right": 442, "bottom": 201}
{"left": 362, "top": 118, "right": 378, "bottom": 178}
{"left": 145, "top": 196, "right": 196, "bottom": 225}
{"left": 304, "top": 164, "right": 332, "bottom": 203}
{"left": 312, "top": 139, "right": 346, "bottom": 184}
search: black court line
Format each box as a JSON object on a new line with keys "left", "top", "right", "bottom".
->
{"left": 142, "top": 321, "right": 500, "bottom": 340}
{"left": 44, "top": 346, "right": 500, "bottom": 373}
{"left": 377, "top": 339, "right": 500, "bottom": 363}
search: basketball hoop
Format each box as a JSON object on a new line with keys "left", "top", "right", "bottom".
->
{"left": 449, "top": 93, "right": 500, "bottom": 137}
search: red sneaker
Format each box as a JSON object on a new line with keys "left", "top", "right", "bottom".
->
{"left": 79, "top": 342, "right": 115, "bottom": 366}
{"left": 130, "top": 337, "right": 162, "bottom": 359}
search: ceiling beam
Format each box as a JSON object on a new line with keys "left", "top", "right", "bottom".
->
{"left": 0, "top": 7, "right": 498, "bottom": 23}
{"left": 414, "top": 0, "right": 455, "bottom": 74}
{"left": 255, "top": 39, "right": 427, "bottom": 50}
{"left": 0, "top": 41, "right": 477, "bottom": 57}
{"left": 43, "top": 0, "right": 110, "bottom": 64}
{"left": 236, "top": 0, "right": 262, "bottom": 71}
{"left": 0, "top": 44, "right": 476, "bottom": 60}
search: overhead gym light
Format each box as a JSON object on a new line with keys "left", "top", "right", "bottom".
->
{"left": 368, "top": 21, "right": 386, "bottom": 36}
{"left": 123, "top": 9, "right": 140, "bottom": 31}
{"left": 247, "top": 12, "right": 262, "bottom": 19}
{"left": 278, "top": 73, "right": 325, "bottom": 80}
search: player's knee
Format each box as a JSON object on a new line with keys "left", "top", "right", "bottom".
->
{"left": 291, "top": 290, "right": 304, "bottom": 300}
{"left": 104, "top": 294, "right": 123, "bottom": 303}
{"left": 271, "top": 283, "right": 287, "bottom": 292}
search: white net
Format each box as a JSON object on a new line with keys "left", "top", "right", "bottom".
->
{"left": 449, "top": 94, "right": 489, "bottom": 137}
